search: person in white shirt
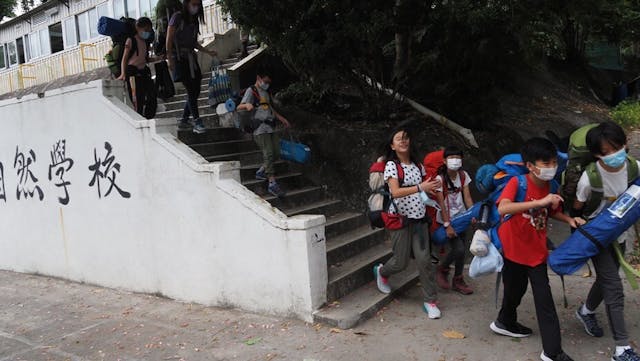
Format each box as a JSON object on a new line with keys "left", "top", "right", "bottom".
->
{"left": 434, "top": 146, "right": 474, "bottom": 294}
{"left": 573, "top": 121, "right": 640, "bottom": 361}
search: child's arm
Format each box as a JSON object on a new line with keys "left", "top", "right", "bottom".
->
{"left": 551, "top": 211, "right": 586, "bottom": 228}
{"left": 388, "top": 178, "right": 440, "bottom": 199}
{"left": 118, "top": 38, "right": 132, "bottom": 80}
{"left": 462, "top": 184, "right": 474, "bottom": 209}
{"left": 237, "top": 90, "right": 254, "bottom": 111}
{"left": 273, "top": 109, "right": 291, "bottom": 128}
{"left": 497, "top": 193, "right": 562, "bottom": 215}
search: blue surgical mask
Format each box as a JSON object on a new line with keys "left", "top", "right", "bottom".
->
{"left": 141, "top": 31, "right": 152, "bottom": 40}
{"left": 259, "top": 82, "right": 270, "bottom": 91}
{"left": 601, "top": 148, "right": 627, "bottom": 168}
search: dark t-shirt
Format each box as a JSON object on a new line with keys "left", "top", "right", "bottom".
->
{"left": 169, "top": 12, "right": 199, "bottom": 50}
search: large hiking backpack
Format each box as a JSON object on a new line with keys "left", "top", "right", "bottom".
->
{"left": 475, "top": 153, "right": 528, "bottom": 196}
{"left": 561, "top": 123, "right": 599, "bottom": 209}
{"left": 99, "top": 16, "right": 138, "bottom": 78}
{"left": 154, "top": 0, "right": 182, "bottom": 55}
{"left": 367, "top": 158, "right": 414, "bottom": 230}
{"left": 423, "top": 150, "right": 467, "bottom": 236}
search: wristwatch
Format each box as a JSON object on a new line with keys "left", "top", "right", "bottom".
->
{"left": 443, "top": 221, "right": 451, "bottom": 228}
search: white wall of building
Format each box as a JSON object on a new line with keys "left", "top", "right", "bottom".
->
{"left": 0, "top": 80, "right": 328, "bottom": 321}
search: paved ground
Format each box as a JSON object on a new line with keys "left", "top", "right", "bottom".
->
{"left": 1, "top": 233, "right": 639, "bottom": 361}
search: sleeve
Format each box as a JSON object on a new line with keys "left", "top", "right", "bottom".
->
{"left": 463, "top": 171, "right": 472, "bottom": 187}
{"left": 575, "top": 171, "right": 591, "bottom": 203}
{"left": 434, "top": 175, "right": 443, "bottom": 192}
{"left": 240, "top": 88, "right": 255, "bottom": 105}
{"left": 496, "top": 177, "right": 519, "bottom": 206}
{"left": 383, "top": 161, "right": 398, "bottom": 182}
{"left": 168, "top": 12, "right": 181, "bottom": 27}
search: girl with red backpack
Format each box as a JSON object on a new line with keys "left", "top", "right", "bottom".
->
{"left": 434, "top": 146, "right": 475, "bottom": 294}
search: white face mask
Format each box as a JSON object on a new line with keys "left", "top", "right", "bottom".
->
{"left": 535, "top": 166, "right": 557, "bottom": 181}
{"left": 446, "top": 158, "right": 462, "bottom": 171}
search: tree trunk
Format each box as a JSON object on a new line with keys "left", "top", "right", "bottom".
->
{"left": 393, "top": 0, "right": 410, "bottom": 89}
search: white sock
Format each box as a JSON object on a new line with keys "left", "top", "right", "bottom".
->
{"left": 616, "top": 346, "right": 631, "bottom": 356}
{"left": 581, "top": 304, "right": 595, "bottom": 315}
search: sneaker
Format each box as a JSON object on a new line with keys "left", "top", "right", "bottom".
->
{"left": 373, "top": 264, "right": 390, "bottom": 294}
{"left": 452, "top": 275, "right": 473, "bottom": 295}
{"left": 268, "top": 182, "right": 286, "bottom": 198}
{"left": 436, "top": 265, "right": 451, "bottom": 290}
{"left": 575, "top": 304, "right": 604, "bottom": 337}
{"left": 541, "top": 351, "right": 574, "bottom": 361}
{"left": 422, "top": 302, "right": 441, "bottom": 319}
{"left": 178, "top": 119, "right": 191, "bottom": 130}
{"left": 255, "top": 167, "right": 267, "bottom": 181}
{"left": 193, "top": 119, "right": 206, "bottom": 134}
{"left": 490, "top": 320, "right": 533, "bottom": 338}
{"left": 613, "top": 349, "right": 640, "bottom": 361}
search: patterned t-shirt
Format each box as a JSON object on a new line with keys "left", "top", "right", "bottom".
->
{"left": 383, "top": 161, "right": 426, "bottom": 220}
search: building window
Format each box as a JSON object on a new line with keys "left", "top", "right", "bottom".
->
{"left": 63, "top": 17, "right": 77, "bottom": 48}
{"left": 126, "top": 0, "right": 138, "bottom": 19}
{"left": 7, "top": 41, "right": 17, "bottom": 66}
{"left": 0, "top": 45, "right": 6, "bottom": 69}
{"left": 77, "top": 11, "right": 90, "bottom": 43}
{"left": 39, "top": 28, "right": 50, "bottom": 56}
{"left": 113, "top": 0, "right": 125, "bottom": 19}
{"left": 49, "top": 22, "right": 64, "bottom": 53}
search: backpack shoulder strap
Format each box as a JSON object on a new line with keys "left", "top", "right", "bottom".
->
{"left": 627, "top": 155, "right": 638, "bottom": 184}
{"left": 550, "top": 179, "right": 559, "bottom": 195}
{"left": 585, "top": 162, "right": 603, "bottom": 189}
{"left": 514, "top": 174, "right": 528, "bottom": 203}
{"left": 394, "top": 160, "right": 405, "bottom": 186}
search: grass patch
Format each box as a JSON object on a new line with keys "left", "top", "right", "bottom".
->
{"left": 611, "top": 100, "right": 640, "bottom": 128}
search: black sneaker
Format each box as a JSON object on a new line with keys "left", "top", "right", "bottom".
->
{"left": 490, "top": 320, "right": 532, "bottom": 338}
{"left": 613, "top": 349, "right": 640, "bottom": 361}
{"left": 575, "top": 304, "right": 604, "bottom": 337}
{"left": 541, "top": 351, "right": 574, "bottom": 361}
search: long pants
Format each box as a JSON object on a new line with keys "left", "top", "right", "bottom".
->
{"left": 125, "top": 65, "right": 151, "bottom": 116}
{"left": 442, "top": 234, "right": 465, "bottom": 276}
{"left": 380, "top": 222, "right": 437, "bottom": 303}
{"left": 176, "top": 56, "right": 202, "bottom": 121}
{"left": 498, "top": 258, "right": 562, "bottom": 357}
{"left": 586, "top": 243, "right": 629, "bottom": 346}
{"left": 254, "top": 132, "right": 280, "bottom": 177}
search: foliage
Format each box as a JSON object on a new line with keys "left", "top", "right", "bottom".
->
{"left": 0, "top": 0, "right": 16, "bottom": 22}
{"left": 611, "top": 100, "right": 640, "bottom": 128}
{"left": 219, "top": 0, "right": 640, "bottom": 126}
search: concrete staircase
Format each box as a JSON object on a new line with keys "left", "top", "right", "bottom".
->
{"left": 165, "top": 46, "right": 418, "bottom": 330}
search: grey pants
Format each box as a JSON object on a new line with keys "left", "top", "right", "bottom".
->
{"left": 380, "top": 222, "right": 437, "bottom": 303}
{"left": 586, "top": 243, "right": 629, "bottom": 346}
{"left": 254, "top": 132, "right": 281, "bottom": 177}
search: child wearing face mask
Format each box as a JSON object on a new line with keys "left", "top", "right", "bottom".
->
{"left": 434, "top": 146, "right": 474, "bottom": 294}
{"left": 118, "top": 17, "right": 155, "bottom": 117}
{"left": 573, "top": 121, "right": 640, "bottom": 361}
{"left": 489, "top": 137, "right": 583, "bottom": 361}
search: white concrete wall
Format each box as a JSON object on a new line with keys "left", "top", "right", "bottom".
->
{"left": 0, "top": 80, "right": 328, "bottom": 321}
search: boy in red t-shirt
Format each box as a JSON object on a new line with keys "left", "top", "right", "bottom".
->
{"left": 489, "top": 138, "right": 585, "bottom": 361}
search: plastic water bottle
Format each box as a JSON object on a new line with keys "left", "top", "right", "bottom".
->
{"left": 608, "top": 184, "right": 640, "bottom": 218}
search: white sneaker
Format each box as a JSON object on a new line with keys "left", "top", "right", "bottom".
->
{"left": 373, "top": 264, "right": 390, "bottom": 294}
{"left": 422, "top": 302, "right": 441, "bottom": 319}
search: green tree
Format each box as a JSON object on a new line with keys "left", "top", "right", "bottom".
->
{"left": 0, "top": 0, "right": 16, "bottom": 22}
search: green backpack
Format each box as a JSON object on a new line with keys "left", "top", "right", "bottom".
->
{"left": 561, "top": 123, "right": 598, "bottom": 209}
{"left": 581, "top": 156, "right": 639, "bottom": 217}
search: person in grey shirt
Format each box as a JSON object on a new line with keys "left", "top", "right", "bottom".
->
{"left": 237, "top": 66, "right": 291, "bottom": 197}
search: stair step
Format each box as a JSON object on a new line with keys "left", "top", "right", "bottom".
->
{"left": 205, "top": 150, "right": 262, "bottom": 164}
{"left": 326, "top": 226, "right": 386, "bottom": 267}
{"left": 190, "top": 139, "right": 258, "bottom": 157}
{"left": 162, "top": 97, "right": 209, "bottom": 110}
{"left": 326, "top": 243, "right": 392, "bottom": 302}
{"left": 177, "top": 127, "right": 245, "bottom": 145}
{"left": 325, "top": 212, "right": 368, "bottom": 238}
{"left": 240, "top": 161, "right": 288, "bottom": 179}
{"left": 313, "top": 265, "right": 418, "bottom": 329}
{"left": 282, "top": 199, "right": 342, "bottom": 217}
{"left": 241, "top": 172, "right": 305, "bottom": 193}
{"left": 262, "top": 186, "right": 325, "bottom": 208}
{"left": 156, "top": 104, "right": 217, "bottom": 118}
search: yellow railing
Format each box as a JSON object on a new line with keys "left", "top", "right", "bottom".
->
{"left": 0, "top": 3, "right": 234, "bottom": 96}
